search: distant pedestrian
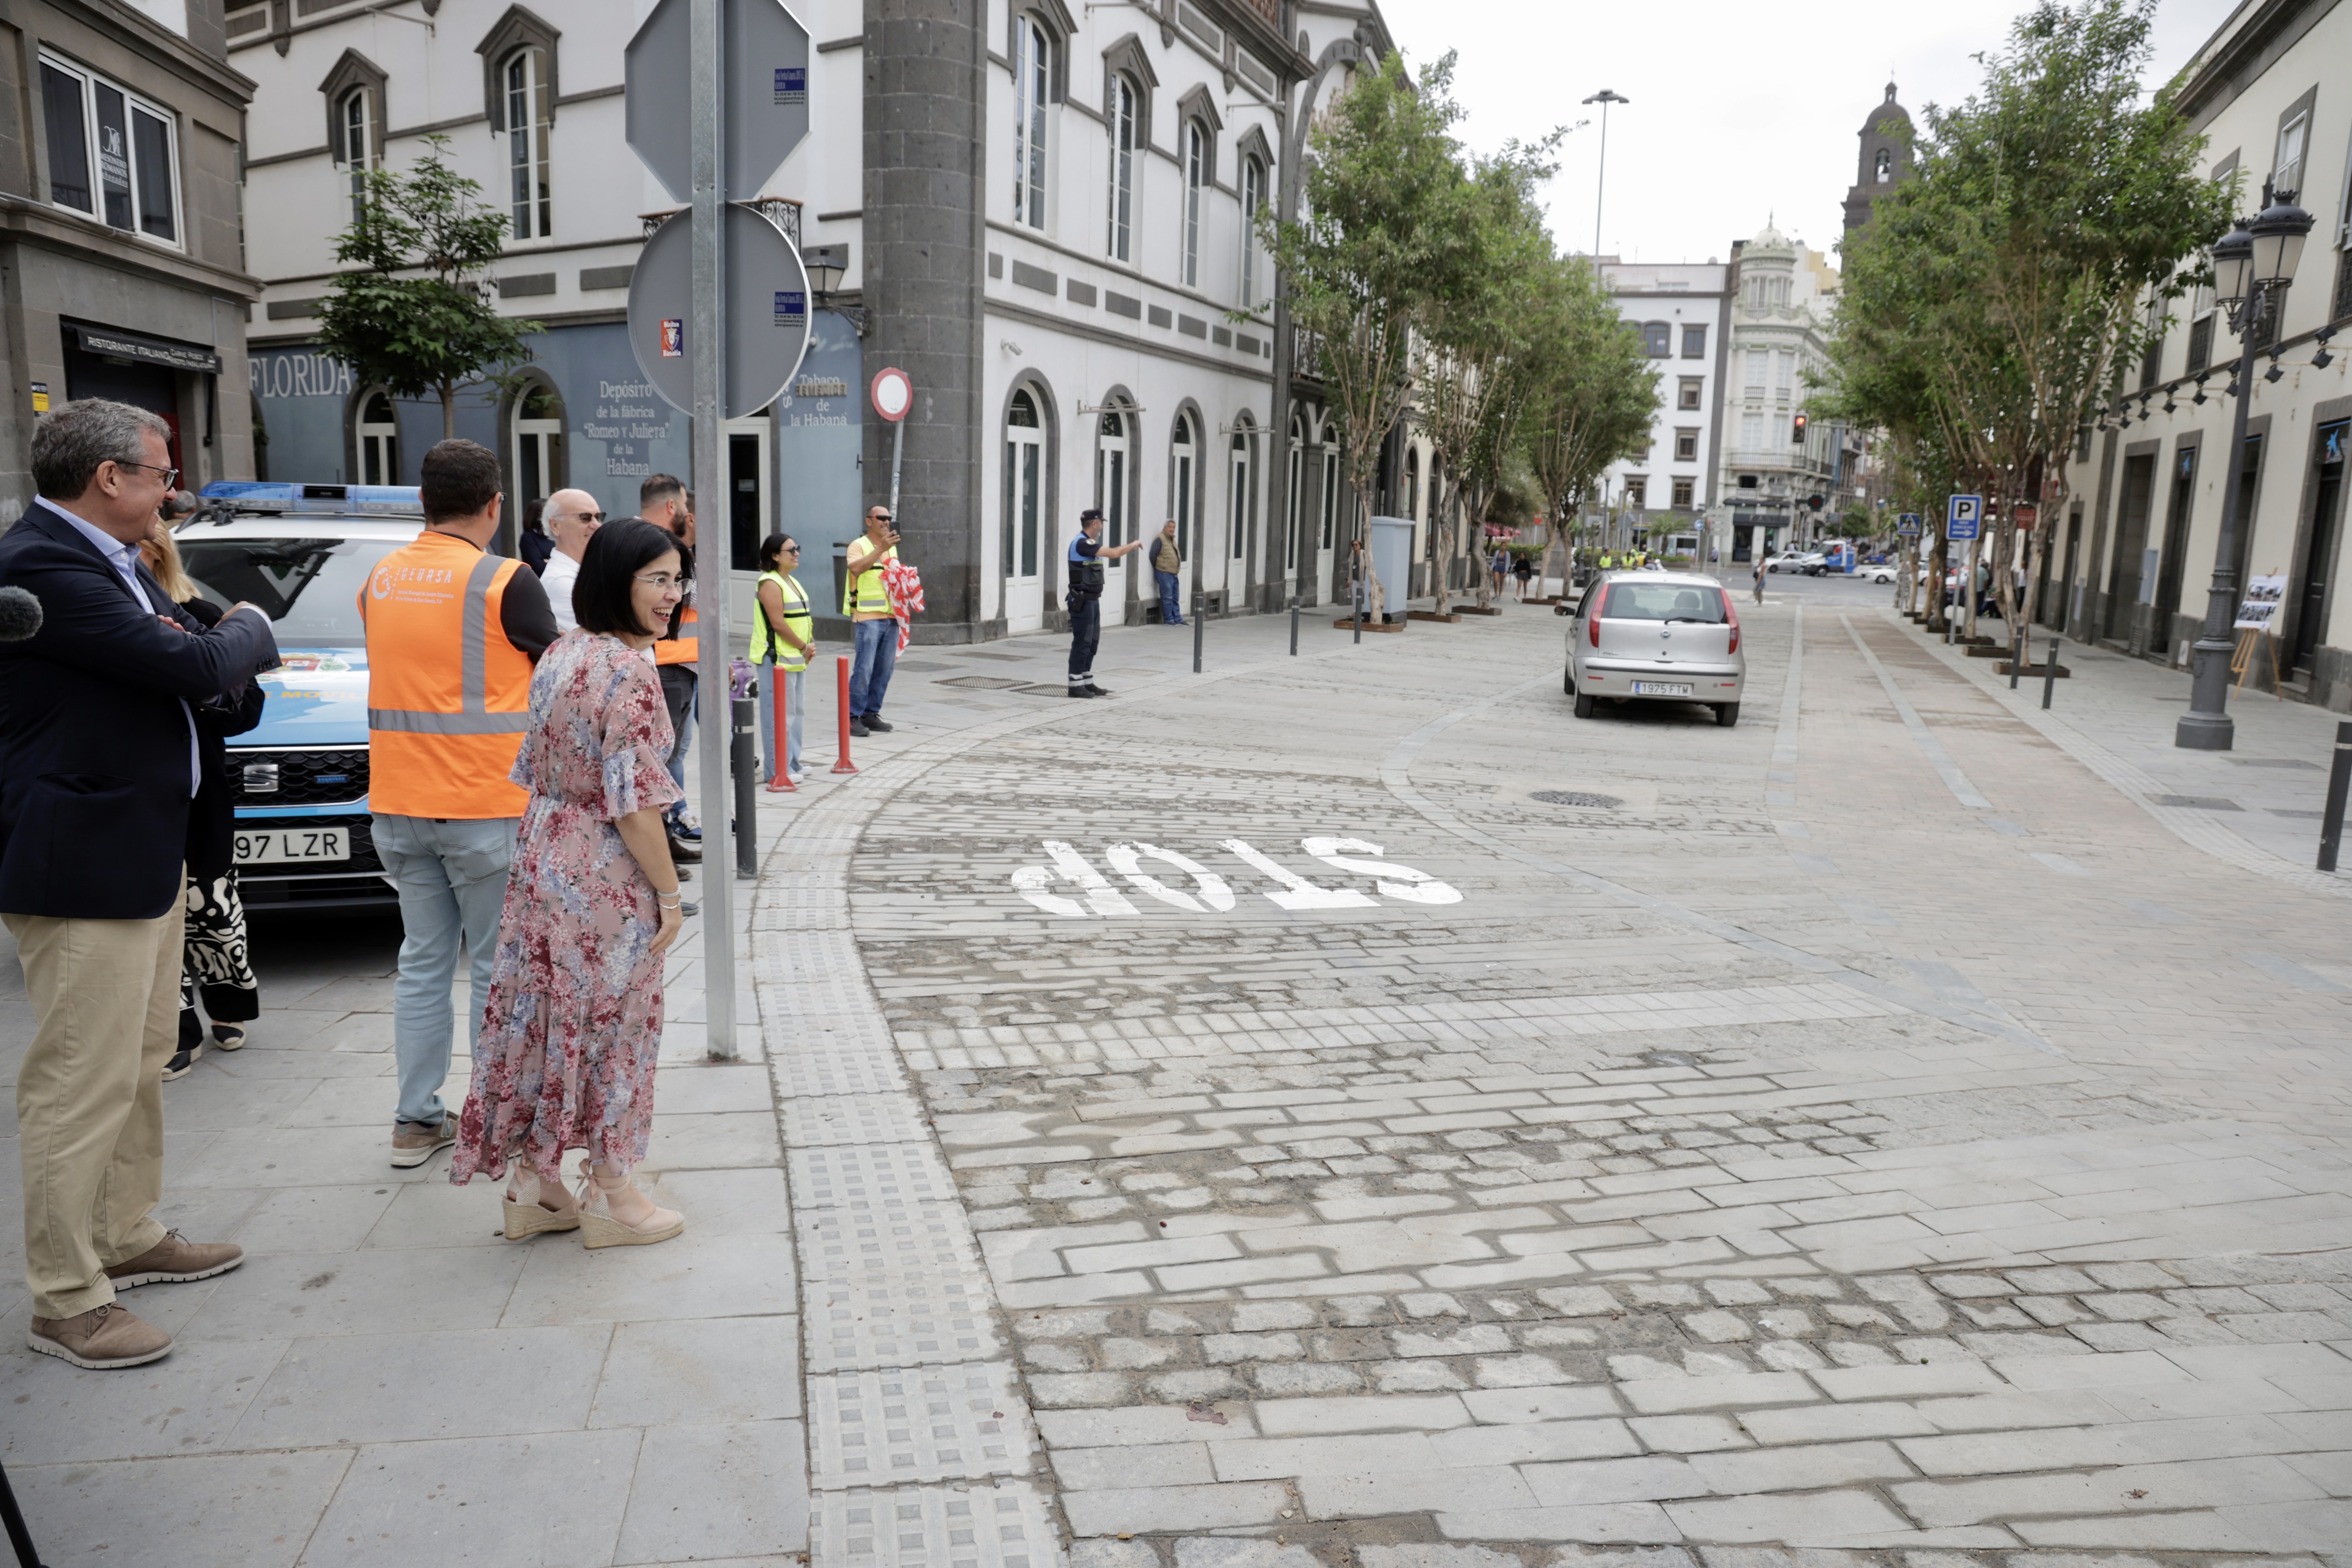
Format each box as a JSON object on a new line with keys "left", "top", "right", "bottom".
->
{"left": 1067, "top": 508, "right": 1144, "bottom": 697}
{"left": 844, "top": 505, "right": 904, "bottom": 736}
{"left": 362, "top": 439, "right": 558, "bottom": 1172}
{"left": 518, "top": 496, "right": 555, "bottom": 576}
{"left": 1753, "top": 551, "right": 1769, "bottom": 604}
{"left": 751, "top": 532, "right": 812, "bottom": 783}
{"left": 139, "top": 520, "right": 264, "bottom": 1080}
{"left": 1152, "top": 521, "right": 1185, "bottom": 625}
{"left": 451, "top": 518, "right": 688, "bottom": 1249}
{"left": 1489, "top": 547, "right": 1508, "bottom": 597}
{"left": 1513, "top": 552, "right": 1535, "bottom": 601}
{"left": 538, "top": 488, "right": 604, "bottom": 635}
{"left": 1, "top": 398, "right": 279, "bottom": 1369}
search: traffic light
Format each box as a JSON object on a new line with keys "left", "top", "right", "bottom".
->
{"left": 1791, "top": 413, "right": 1809, "bottom": 445}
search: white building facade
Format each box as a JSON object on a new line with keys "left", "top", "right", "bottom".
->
{"left": 1719, "top": 223, "right": 1843, "bottom": 561}
{"left": 233, "top": 0, "right": 1387, "bottom": 640}
{"left": 1595, "top": 259, "right": 1731, "bottom": 561}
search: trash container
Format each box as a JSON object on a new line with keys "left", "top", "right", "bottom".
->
{"left": 1367, "top": 516, "right": 1413, "bottom": 619}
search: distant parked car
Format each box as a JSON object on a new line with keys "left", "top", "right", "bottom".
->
{"left": 1566, "top": 571, "right": 1745, "bottom": 727}
{"left": 1772, "top": 552, "right": 1825, "bottom": 575}
{"left": 1866, "top": 563, "right": 1899, "bottom": 584}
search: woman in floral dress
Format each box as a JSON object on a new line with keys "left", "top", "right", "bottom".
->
{"left": 450, "top": 519, "right": 691, "bottom": 1248}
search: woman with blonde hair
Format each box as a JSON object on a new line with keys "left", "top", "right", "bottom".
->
{"left": 139, "top": 519, "right": 266, "bottom": 1079}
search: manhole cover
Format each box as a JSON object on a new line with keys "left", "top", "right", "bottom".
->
{"left": 2151, "top": 793, "right": 2242, "bottom": 811}
{"left": 935, "top": 675, "right": 1028, "bottom": 690}
{"left": 1531, "top": 790, "right": 1624, "bottom": 809}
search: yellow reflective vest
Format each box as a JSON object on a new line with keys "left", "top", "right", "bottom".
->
{"left": 751, "top": 570, "right": 811, "bottom": 671}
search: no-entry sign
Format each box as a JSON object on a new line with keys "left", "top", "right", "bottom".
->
{"left": 871, "top": 367, "right": 912, "bottom": 423}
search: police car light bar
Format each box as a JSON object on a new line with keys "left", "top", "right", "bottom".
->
{"left": 198, "top": 481, "right": 424, "bottom": 516}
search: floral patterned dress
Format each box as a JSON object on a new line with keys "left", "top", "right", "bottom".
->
{"left": 450, "top": 630, "right": 682, "bottom": 1186}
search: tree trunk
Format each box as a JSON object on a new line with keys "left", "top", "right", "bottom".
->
{"left": 1432, "top": 474, "right": 1455, "bottom": 616}
{"left": 1356, "top": 499, "right": 1384, "bottom": 626}
{"left": 439, "top": 384, "right": 456, "bottom": 441}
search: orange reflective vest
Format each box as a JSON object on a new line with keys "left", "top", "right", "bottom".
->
{"left": 654, "top": 603, "right": 698, "bottom": 667}
{"left": 359, "top": 531, "right": 534, "bottom": 819}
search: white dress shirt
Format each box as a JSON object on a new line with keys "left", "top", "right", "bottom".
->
{"left": 542, "top": 547, "right": 583, "bottom": 634}
{"left": 38, "top": 496, "right": 202, "bottom": 796}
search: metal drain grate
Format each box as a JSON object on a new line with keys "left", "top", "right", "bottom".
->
{"left": 2151, "top": 793, "right": 2243, "bottom": 811}
{"left": 934, "top": 676, "right": 1029, "bottom": 690}
{"left": 1531, "top": 789, "right": 1625, "bottom": 809}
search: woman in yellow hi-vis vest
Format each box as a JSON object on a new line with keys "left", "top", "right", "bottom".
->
{"left": 750, "top": 533, "right": 814, "bottom": 783}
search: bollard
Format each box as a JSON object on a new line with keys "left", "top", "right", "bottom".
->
{"left": 2043, "top": 636, "right": 2061, "bottom": 710}
{"left": 766, "top": 662, "right": 795, "bottom": 792}
{"left": 730, "top": 694, "right": 758, "bottom": 878}
{"left": 1192, "top": 587, "right": 1204, "bottom": 674}
{"left": 1289, "top": 594, "right": 1299, "bottom": 655}
{"left": 831, "top": 654, "right": 858, "bottom": 775}
{"left": 2010, "top": 625, "right": 2024, "bottom": 690}
{"left": 1353, "top": 579, "right": 1363, "bottom": 645}
{"left": 0, "top": 1459, "right": 48, "bottom": 1568}
{"left": 2319, "top": 720, "right": 2352, "bottom": 873}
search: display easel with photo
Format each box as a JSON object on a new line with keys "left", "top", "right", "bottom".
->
{"left": 2232, "top": 572, "right": 2288, "bottom": 698}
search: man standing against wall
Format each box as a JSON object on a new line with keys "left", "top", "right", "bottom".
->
{"left": 1067, "top": 508, "right": 1144, "bottom": 697}
{"left": 1151, "top": 520, "right": 1185, "bottom": 626}
{"left": 844, "top": 505, "right": 903, "bottom": 737}
{"left": 362, "top": 440, "right": 557, "bottom": 1170}
{"left": 538, "top": 488, "right": 603, "bottom": 634}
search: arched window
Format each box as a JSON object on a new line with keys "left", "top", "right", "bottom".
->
{"left": 1012, "top": 18, "right": 1049, "bottom": 230}
{"left": 1874, "top": 147, "right": 1892, "bottom": 183}
{"left": 338, "top": 86, "right": 375, "bottom": 223}
{"left": 1095, "top": 407, "right": 1131, "bottom": 547}
{"left": 1229, "top": 423, "right": 1255, "bottom": 563}
{"left": 1004, "top": 388, "right": 1043, "bottom": 579}
{"left": 1240, "top": 156, "right": 1266, "bottom": 307}
{"left": 510, "top": 382, "right": 563, "bottom": 508}
{"left": 1107, "top": 73, "right": 1136, "bottom": 261}
{"left": 1182, "top": 120, "right": 1206, "bottom": 287}
{"left": 505, "top": 46, "right": 552, "bottom": 239}
{"left": 1285, "top": 411, "right": 1305, "bottom": 574}
{"left": 1171, "top": 414, "right": 1196, "bottom": 556}
{"left": 358, "top": 390, "right": 399, "bottom": 485}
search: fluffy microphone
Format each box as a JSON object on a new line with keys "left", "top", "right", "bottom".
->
{"left": 0, "top": 586, "right": 41, "bottom": 642}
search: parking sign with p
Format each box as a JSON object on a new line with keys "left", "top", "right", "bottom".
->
{"left": 1947, "top": 494, "right": 1982, "bottom": 541}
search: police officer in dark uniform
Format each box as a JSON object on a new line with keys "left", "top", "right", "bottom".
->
{"left": 1066, "top": 507, "right": 1143, "bottom": 698}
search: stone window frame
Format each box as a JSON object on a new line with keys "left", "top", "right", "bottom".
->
{"left": 475, "top": 5, "right": 561, "bottom": 133}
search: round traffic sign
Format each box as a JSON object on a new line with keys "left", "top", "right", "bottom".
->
{"left": 871, "top": 367, "right": 912, "bottom": 423}
{"left": 626, "top": 205, "right": 811, "bottom": 420}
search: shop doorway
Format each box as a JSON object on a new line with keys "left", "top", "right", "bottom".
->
{"left": 2291, "top": 422, "right": 2347, "bottom": 676}
{"left": 723, "top": 414, "right": 773, "bottom": 632}
{"left": 63, "top": 338, "right": 182, "bottom": 475}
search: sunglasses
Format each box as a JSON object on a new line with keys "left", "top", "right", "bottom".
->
{"left": 558, "top": 509, "right": 607, "bottom": 524}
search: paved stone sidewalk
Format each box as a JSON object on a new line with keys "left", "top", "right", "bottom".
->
{"left": 8, "top": 598, "right": 2351, "bottom": 1565}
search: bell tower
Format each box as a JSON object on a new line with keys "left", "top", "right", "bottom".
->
{"left": 1843, "top": 82, "right": 1914, "bottom": 235}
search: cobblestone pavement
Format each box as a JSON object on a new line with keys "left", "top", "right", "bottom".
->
{"left": 10, "top": 592, "right": 2352, "bottom": 1566}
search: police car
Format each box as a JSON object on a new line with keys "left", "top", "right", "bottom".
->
{"left": 181, "top": 482, "right": 427, "bottom": 913}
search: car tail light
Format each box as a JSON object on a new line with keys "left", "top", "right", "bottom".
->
{"left": 1589, "top": 587, "right": 1603, "bottom": 646}
{"left": 1722, "top": 590, "right": 1740, "bottom": 654}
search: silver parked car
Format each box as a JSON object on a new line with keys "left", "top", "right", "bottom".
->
{"left": 1566, "top": 571, "right": 1746, "bottom": 726}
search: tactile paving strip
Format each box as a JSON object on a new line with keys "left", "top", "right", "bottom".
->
{"left": 806, "top": 1278, "right": 1005, "bottom": 1373}
{"left": 810, "top": 1479, "right": 1059, "bottom": 1568}
{"left": 783, "top": 1092, "right": 933, "bottom": 1148}
{"left": 789, "top": 1141, "right": 958, "bottom": 1206}
{"left": 806, "top": 1362, "right": 1035, "bottom": 1486}
{"left": 799, "top": 1198, "right": 982, "bottom": 1284}
{"left": 772, "top": 1048, "right": 910, "bottom": 1099}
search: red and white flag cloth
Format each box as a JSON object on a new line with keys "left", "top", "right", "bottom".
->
{"left": 881, "top": 557, "right": 925, "bottom": 654}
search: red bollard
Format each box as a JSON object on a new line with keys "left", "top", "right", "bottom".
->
{"left": 832, "top": 653, "right": 858, "bottom": 775}
{"left": 766, "top": 662, "right": 795, "bottom": 792}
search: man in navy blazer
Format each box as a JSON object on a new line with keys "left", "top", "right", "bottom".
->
{"left": 0, "top": 399, "right": 279, "bottom": 1370}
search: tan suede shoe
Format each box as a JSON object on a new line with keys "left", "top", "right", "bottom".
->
{"left": 28, "top": 1303, "right": 173, "bottom": 1369}
{"left": 102, "top": 1230, "right": 244, "bottom": 1289}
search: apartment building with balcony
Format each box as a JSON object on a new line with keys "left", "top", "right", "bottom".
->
{"left": 2047, "top": 0, "right": 2352, "bottom": 708}
{"left": 1718, "top": 221, "right": 1841, "bottom": 561}
{"left": 1596, "top": 257, "right": 1732, "bottom": 557}
{"left": 234, "top": 0, "right": 1387, "bottom": 640}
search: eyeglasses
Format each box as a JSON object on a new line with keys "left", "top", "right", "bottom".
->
{"left": 870, "top": 514, "right": 894, "bottom": 524}
{"left": 634, "top": 573, "right": 687, "bottom": 590}
{"left": 117, "top": 460, "right": 179, "bottom": 487}
{"left": 558, "top": 509, "right": 606, "bottom": 524}
{"left": 782, "top": 544, "right": 802, "bottom": 553}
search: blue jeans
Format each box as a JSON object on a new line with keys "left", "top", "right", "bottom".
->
{"left": 756, "top": 656, "right": 805, "bottom": 779}
{"left": 373, "top": 814, "right": 517, "bottom": 1128}
{"left": 659, "top": 665, "right": 695, "bottom": 825}
{"left": 1155, "top": 570, "right": 1184, "bottom": 623}
{"left": 850, "top": 618, "right": 898, "bottom": 718}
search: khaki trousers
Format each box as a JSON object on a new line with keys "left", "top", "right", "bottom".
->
{"left": 6, "top": 893, "right": 183, "bottom": 1319}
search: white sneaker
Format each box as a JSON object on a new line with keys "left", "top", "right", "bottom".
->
{"left": 787, "top": 768, "right": 807, "bottom": 783}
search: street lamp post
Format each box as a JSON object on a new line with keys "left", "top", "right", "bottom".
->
{"left": 1582, "top": 89, "right": 1628, "bottom": 257}
{"left": 2178, "top": 182, "right": 2314, "bottom": 752}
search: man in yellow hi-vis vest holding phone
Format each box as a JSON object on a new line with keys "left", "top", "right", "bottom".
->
{"left": 360, "top": 439, "right": 557, "bottom": 1170}
{"left": 844, "top": 505, "right": 901, "bottom": 737}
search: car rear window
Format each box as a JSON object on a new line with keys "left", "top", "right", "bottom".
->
{"left": 1598, "top": 583, "right": 1729, "bottom": 623}
{"left": 178, "top": 534, "right": 409, "bottom": 647}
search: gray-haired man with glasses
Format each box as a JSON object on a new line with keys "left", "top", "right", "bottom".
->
{"left": 538, "top": 488, "right": 605, "bottom": 633}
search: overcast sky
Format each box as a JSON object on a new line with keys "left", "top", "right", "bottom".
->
{"left": 1375, "top": 0, "right": 2245, "bottom": 269}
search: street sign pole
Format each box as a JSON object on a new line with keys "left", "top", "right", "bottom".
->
{"left": 690, "top": 0, "right": 735, "bottom": 1061}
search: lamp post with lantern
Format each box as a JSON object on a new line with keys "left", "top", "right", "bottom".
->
{"left": 2177, "top": 182, "right": 2313, "bottom": 751}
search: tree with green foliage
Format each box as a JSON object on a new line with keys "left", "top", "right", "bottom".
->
{"left": 316, "top": 136, "right": 544, "bottom": 441}
{"left": 1268, "top": 51, "right": 1478, "bottom": 624}
{"left": 1821, "top": 0, "right": 2231, "bottom": 634}
{"left": 1523, "top": 259, "right": 1657, "bottom": 597}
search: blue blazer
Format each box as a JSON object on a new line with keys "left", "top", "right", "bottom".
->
{"left": 0, "top": 504, "right": 280, "bottom": 919}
